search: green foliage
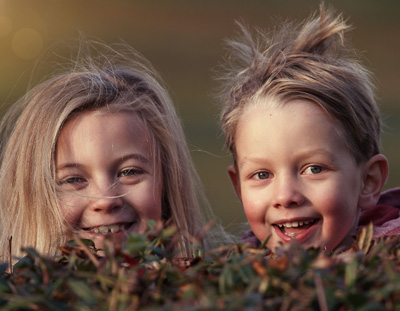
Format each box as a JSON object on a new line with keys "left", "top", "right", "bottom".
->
{"left": 1, "top": 224, "right": 399, "bottom": 311}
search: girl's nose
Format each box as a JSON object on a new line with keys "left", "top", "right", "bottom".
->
{"left": 271, "top": 175, "right": 305, "bottom": 208}
{"left": 89, "top": 183, "right": 124, "bottom": 213}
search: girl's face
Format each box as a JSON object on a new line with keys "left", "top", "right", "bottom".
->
{"left": 229, "top": 99, "right": 367, "bottom": 252}
{"left": 56, "top": 110, "right": 163, "bottom": 250}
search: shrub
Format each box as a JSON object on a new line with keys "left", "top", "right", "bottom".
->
{"left": 1, "top": 222, "right": 399, "bottom": 311}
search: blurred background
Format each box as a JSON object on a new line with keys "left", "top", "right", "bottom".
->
{"left": 1, "top": 0, "right": 399, "bottom": 233}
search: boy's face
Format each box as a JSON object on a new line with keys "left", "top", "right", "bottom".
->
{"left": 229, "top": 99, "right": 366, "bottom": 252}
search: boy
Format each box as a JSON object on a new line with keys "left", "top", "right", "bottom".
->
{"left": 219, "top": 6, "right": 400, "bottom": 252}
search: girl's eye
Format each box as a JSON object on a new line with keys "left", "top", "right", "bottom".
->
{"left": 255, "top": 171, "right": 270, "bottom": 180}
{"left": 119, "top": 168, "right": 143, "bottom": 178}
{"left": 60, "top": 176, "right": 85, "bottom": 185}
{"left": 304, "top": 165, "right": 325, "bottom": 175}
{"left": 57, "top": 176, "right": 87, "bottom": 191}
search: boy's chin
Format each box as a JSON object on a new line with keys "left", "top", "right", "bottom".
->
{"left": 330, "top": 235, "right": 355, "bottom": 254}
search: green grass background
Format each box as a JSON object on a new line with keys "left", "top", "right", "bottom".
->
{"left": 1, "top": 0, "right": 399, "bottom": 232}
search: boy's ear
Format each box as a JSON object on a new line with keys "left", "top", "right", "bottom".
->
{"left": 228, "top": 165, "right": 242, "bottom": 201}
{"left": 358, "top": 154, "right": 389, "bottom": 210}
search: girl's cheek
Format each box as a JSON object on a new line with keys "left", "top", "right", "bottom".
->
{"left": 59, "top": 195, "right": 87, "bottom": 224}
{"left": 61, "top": 208, "right": 79, "bottom": 227}
{"left": 59, "top": 191, "right": 87, "bottom": 208}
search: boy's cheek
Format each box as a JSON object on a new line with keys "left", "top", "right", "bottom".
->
{"left": 242, "top": 195, "right": 268, "bottom": 226}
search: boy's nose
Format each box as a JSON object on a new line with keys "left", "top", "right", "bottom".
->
{"left": 271, "top": 175, "right": 305, "bottom": 208}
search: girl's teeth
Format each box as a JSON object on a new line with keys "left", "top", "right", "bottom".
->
{"left": 109, "top": 224, "right": 121, "bottom": 233}
{"left": 91, "top": 224, "right": 122, "bottom": 234}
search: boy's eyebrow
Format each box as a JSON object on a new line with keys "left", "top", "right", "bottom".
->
{"left": 56, "top": 153, "right": 150, "bottom": 171}
{"left": 295, "top": 149, "right": 335, "bottom": 161}
{"left": 238, "top": 149, "right": 334, "bottom": 169}
{"left": 238, "top": 156, "right": 266, "bottom": 169}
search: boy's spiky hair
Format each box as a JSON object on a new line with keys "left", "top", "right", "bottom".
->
{"left": 219, "top": 5, "right": 381, "bottom": 164}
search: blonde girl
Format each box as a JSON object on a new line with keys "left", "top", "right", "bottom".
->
{"left": 0, "top": 42, "right": 222, "bottom": 262}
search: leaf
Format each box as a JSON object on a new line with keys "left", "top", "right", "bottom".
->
{"left": 357, "top": 222, "right": 374, "bottom": 253}
{"left": 12, "top": 254, "right": 34, "bottom": 270}
{"left": 0, "top": 277, "right": 11, "bottom": 293}
{"left": 252, "top": 261, "right": 267, "bottom": 276}
{"left": 66, "top": 239, "right": 96, "bottom": 249}
{"left": 67, "top": 279, "right": 97, "bottom": 305}
{"left": 259, "top": 235, "right": 271, "bottom": 249}
{"left": 267, "top": 256, "right": 288, "bottom": 271}
{"left": 146, "top": 219, "right": 157, "bottom": 230}
{"left": 345, "top": 259, "right": 358, "bottom": 288}
{"left": 161, "top": 226, "right": 177, "bottom": 239}
{"left": 0, "top": 262, "right": 9, "bottom": 274}
{"left": 123, "top": 234, "right": 148, "bottom": 254}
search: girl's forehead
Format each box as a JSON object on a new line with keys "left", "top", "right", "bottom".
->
{"left": 59, "top": 109, "right": 155, "bottom": 151}
{"left": 70, "top": 109, "right": 145, "bottom": 129}
{"left": 56, "top": 109, "right": 161, "bottom": 168}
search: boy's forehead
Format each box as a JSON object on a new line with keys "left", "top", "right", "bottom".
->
{"left": 234, "top": 98, "right": 356, "bottom": 162}
{"left": 245, "top": 97, "right": 343, "bottom": 131}
{"left": 247, "top": 95, "right": 282, "bottom": 112}
{"left": 243, "top": 97, "right": 315, "bottom": 120}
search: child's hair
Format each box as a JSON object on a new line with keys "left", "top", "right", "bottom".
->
{"left": 219, "top": 5, "right": 381, "bottom": 165}
{"left": 0, "top": 41, "right": 220, "bottom": 261}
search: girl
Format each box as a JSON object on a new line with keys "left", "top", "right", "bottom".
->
{"left": 0, "top": 41, "right": 223, "bottom": 262}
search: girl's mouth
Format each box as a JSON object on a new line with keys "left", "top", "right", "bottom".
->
{"left": 274, "top": 218, "right": 320, "bottom": 240}
{"left": 82, "top": 222, "right": 134, "bottom": 235}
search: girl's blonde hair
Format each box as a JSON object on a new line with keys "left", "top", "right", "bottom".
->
{"left": 219, "top": 5, "right": 381, "bottom": 165}
{"left": 0, "top": 41, "right": 219, "bottom": 261}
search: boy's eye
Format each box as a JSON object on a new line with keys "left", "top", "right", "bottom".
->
{"left": 255, "top": 171, "right": 270, "bottom": 180}
{"left": 304, "top": 165, "right": 324, "bottom": 175}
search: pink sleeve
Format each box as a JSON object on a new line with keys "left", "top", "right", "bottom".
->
{"left": 359, "top": 187, "right": 400, "bottom": 237}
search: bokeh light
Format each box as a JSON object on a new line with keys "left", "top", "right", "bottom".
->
{"left": 11, "top": 28, "right": 44, "bottom": 60}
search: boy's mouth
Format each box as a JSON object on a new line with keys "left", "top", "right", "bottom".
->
{"left": 275, "top": 218, "right": 319, "bottom": 239}
{"left": 82, "top": 222, "right": 134, "bottom": 235}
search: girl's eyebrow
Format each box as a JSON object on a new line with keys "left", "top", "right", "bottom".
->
{"left": 56, "top": 153, "right": 150, "bottom": 171}
{"left": 120, "top": 153, "right": 150, "bottom": 163}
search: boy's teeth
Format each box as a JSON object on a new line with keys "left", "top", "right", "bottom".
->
{"left": 278, "top": 220, "right": 312, "bottom": 228}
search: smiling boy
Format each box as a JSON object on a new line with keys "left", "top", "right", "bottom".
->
{"left": 219, "top": 7, "right": 400, "bottom": 252}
